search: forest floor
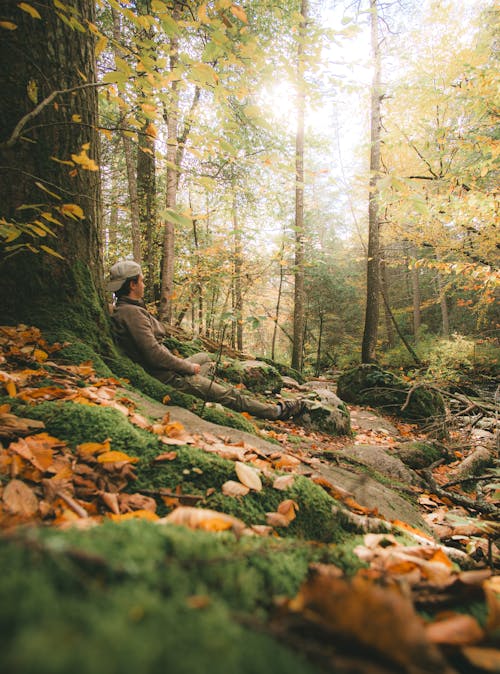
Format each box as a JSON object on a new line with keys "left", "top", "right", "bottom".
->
{"left": 0, "top": 325, "right": 499, "bottom": 674}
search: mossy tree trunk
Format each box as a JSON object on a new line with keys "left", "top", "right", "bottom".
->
{"left": 0, "top": 0, "right": 111, "bottom": 352}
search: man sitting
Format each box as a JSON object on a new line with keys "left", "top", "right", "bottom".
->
{"left": 108, "top": 260, "right": 305, "bottom": 421}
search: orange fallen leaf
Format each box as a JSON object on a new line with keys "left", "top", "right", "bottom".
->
{"left": 277, "top": 499, "right": 299, "bottom": 522}
{"left": 461, "top": 647, "right": 500, "bottom": 672}
{"left": 154, "top": 451, "right": 178, "bottom": 462}
{"left": 97, "top": 451, "right": 139, "bottom": 464}
{"left": 266, "top": 511, "right": 291, "bottom": 528}
{"left": 426, "top": 613, "right": 484, "bottom": 645}
{"left": 109, "top": 509, "right": 159, "bottom": 522}
{"left": 77, "top": 439, "right": 111, "bottom": 456}
{"left": 161, "top": 506, "right": 245, "bottom": 534}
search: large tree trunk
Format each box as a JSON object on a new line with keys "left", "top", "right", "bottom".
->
{"left": 361, "top": 0, "right": 382, "bottom": 363}
{"left": 0, "top": 0, "right": 108, "bottom": 349}
{"left": 232, "top": 190, "right": 243, "bottom": 352}
{"left": 137, "top": 122, "right": 156, "bottom": 301}
{"left": 291, "top": 0, "right": 308, "bottom": 372}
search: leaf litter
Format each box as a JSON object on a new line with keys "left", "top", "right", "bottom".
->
{"left": 0, "top": 324, "right": 499, "bottom": 673}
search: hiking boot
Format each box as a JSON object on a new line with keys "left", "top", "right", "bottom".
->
{"left": 277, "top": 398, "right": 307, "bottom": 420}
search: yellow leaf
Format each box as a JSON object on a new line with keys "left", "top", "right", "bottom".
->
{"left": 0, "top": 21, "right": 17, "bottom": 30}
{"left": 198, "top": 3, "right": 209, "bottom": 22}
{"left": 70, "top": 149, "right": 99, "bottom": 171}
{"left": 35, "top": 181, "right": 61, "bottom": 200}
{"left": 110, "top": 510, "right": 159, "bottom": 522}
{"left": 71, "top": 114, "right": 82, "bottom": 122}
{"left": 40, "top": 211, "right": 64, "bottom": 226}
{"left": 27, "top": 79, "right": 38, "bottom": 104}
{"left": 77, "top": 439, "right": 111, "bottom": 455}
{"left": 60, "top": 203, "right": 84, "bottom": 219}
{"left": 33, "top": 348, "right": 48, "bottom": 362}
{"left": 145, "top": 122, "right": 157, "bottom": 139}
{"left": 18, "top": 2, "right": 42, "bottom": 19}
{"left": 97, "top": 450, "right": 139, "bottom": 464}
{"left": 50, "top": 156, "right": 74, "bottom": 167}
{"left": 230, "top": 4, "right": 247, "bottom": 23}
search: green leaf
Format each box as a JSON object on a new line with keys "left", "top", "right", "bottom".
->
{"left": 160, "top": 209, "right": 192, "bottom": 227}
{"left": 161, "top": 14, "right": 181, "bottom": 37}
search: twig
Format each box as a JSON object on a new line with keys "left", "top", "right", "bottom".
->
{"left": 420, "top": 469, "right": 499, "bottom": 516}
{"left": 0, "top": 82, "right": 107, "bottom": 150}
{"left": 136, "top": 488, "right": 202, "bottom": 505}
{"left": 442, "top": 474, "right": 498, "bottom": 489}
{"left": 55, "top": 490, "right": 89, "bottom": 518}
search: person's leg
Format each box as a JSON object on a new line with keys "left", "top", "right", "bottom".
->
{"left": 168, "top": 372, "right": 281, "bottom": 420}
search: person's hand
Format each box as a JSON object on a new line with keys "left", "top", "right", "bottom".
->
{"left": 192, "top": 363, "right": 201, "bottom": 375}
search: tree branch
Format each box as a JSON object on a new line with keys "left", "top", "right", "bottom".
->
{"left": 0, "top": 82, "right": 107, "bottom": 150}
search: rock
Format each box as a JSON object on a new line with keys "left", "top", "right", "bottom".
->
{"left": 220, "top": 359, "right": 284, "bottom": 394}
{"left": 342, "top": 444, "right": 422, "bottom": 487}
{"left": 350, "top": 408, "right": 400, "bottom": 436}
{"left": 337, "top": 364, "right": 445, "bottom": 423}
{"left": 394, "top": 441, "right": 443, "bottom": 469}
{"left": 300, "top": 398, "right": 351, "bottom": 436}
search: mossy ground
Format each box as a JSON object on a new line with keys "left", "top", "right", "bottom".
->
{"left": 0, "top": 521, "right": 362, "bottom": 674}
{"left": 5, "top": 398, "right": 353, "bottom": 543}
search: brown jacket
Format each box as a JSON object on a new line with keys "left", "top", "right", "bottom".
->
{"left": 111, "top": 296, "right": 196, "bottom": 380}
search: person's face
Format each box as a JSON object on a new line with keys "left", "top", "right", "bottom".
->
{"left": 130, "top": 274, "right": 145, "bottom": 300}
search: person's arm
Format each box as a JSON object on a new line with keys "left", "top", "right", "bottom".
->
{"left": 121, "top": 307, "right": 197, "bottom": 375}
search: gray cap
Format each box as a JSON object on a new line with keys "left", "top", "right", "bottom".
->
{"left": 107, "top": 260, "right": 142, "bottom": 292}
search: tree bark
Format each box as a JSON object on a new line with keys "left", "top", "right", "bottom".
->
{"left": 437, "top": 274, "right": 450, "bottom": 338}
{"left": 232, "top": 190, "right": 243, "bottom": 352}
{"left": 0, "top": 0, "right": 108, "bottom": 349}
{"left": 292, "top": 0, "right": 308, "bottom": 372}
{"left": 410, "top": 246, "right": 421, "bottom": 343}
{"left": 361, "top": 0, "right": 382, "bottom": 363}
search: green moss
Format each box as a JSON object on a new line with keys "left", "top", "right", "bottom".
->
{"left": 0, "top": 523, "right": 329, "bottom": 674}
{"left": 218, "top": 360, "right": 283, "bottom": 394}
{"left": 260, "top": 358, "right": 306, "bottom": 384}
{"left": 395, "top": 442, "right": 443, "bottom": 469}
{"left": 163, "top": 336, "right": 204, "bottom": 358}
{"left": 337, "top": 364, "right": 445, "bottom": 423}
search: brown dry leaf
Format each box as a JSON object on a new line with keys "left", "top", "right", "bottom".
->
{"left": 461, "top": 647, "right": 500, "bottom": 672}
{"left": 277, "top": 499, "right": 299, "bottom": 522}
{"left": 97, "top": 450, "right": 139, "bottom": 464}
{"left": 161, "top": 506, "right": 245, "bottom": 534}
{"left": 119, "top": 493, "right": 157, "bottom": 513}
{"left": 154, "top": 451, "right": 178, "bottom": 462}
{"left": 222, "top": 480, "right": 250, "bottom": 497}
{"left": 201, "top": 442, "right": 248, "bottom": 462}
{"left": 128, "top": 413, "right": 151, "bottom": 429}
{"left": 266, "top": 511, "right": 291, "bottom": 528}
{"left": 2, "top": 479, "right": 39, "bottom": 516}
{"left": 0, "top": 411, "right": 45, "bottom": 438}
{"left": 426, "top": 613, "right": 484, "bottom": 645}
{"left": 249, "top": 524, "right": 274, "bottom": 536}
{"left": 484, "top": 576, "right": 500, "bottom": 634}
{"left": 0, "top": 371, "right": 17, "bottom": 397}
{"left": 234, "top": 461, "right": 262, "bottom": 491}
{"left": 186, "top": 595, "right": 211, "bottom": 609}
{"left": 164, "top": 421, "right": 185, "bottom": 437}
{"left": 284, "top": 569, "right": 446, "bottom": 673}
{"left": 273, "top": 475, "right": 295, "bottom": 491}
{"left": 159, "top": 436, "right": 187, "bottom": 446}
{"left": 99, "top": 491, "right": 120, "bottom": 514}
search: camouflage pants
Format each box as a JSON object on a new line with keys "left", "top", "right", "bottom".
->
{"left": 161, "top": 352, "right": 280, "bottom": 420}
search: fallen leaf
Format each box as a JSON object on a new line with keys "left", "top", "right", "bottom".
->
{"left": 266, "top": 511, "right": 291, "bottom": 528}
{"left": 426, "top": 613, "right": 484, "bottom": 645}
{"left": 277, "top": 499, "right": 299, "bottom": 522}
{"left": 154, "top": 451, "right": 178, "bottom": 462}
{"left": 2, "top": 479, "right": 38, "bottom": 516}
{"left": 484, "top": 576, "right": 500, "bottom": 634}
{"left": 109, "top": 510, "right": 159, "bottom": 522}
{"left": 234, "top": 461, "right": 262, "bottom": 491}
{"left": 222, "top": 480, "right": 250, "bottom": 497}
{"left": 161, "top": 506, "right": 245, "bottom": 534}
{"left": 273, "top": 475, "right": 295, "bottom": 490}
{"left": 461, "top": 647, "right": 500, "bottom": 672}
{"left": 97, "top": 450, "right": 139, "bottom": 464}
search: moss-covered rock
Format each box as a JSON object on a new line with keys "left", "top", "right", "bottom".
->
{"left": 394, "top": 441, "right": 444, "bottom": 469}
{"left": 260, "top": 358, "right": 306, "bottom": 385}
{"left": 0, "top": 522, "right": 362, "bottom": 674}
{"left": 337, "top": 364, "right": 445, "bottom": 423}
{"left": 218, "top": 359, "right": 284, "bottom": 394}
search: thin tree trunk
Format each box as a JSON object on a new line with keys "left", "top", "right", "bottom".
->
{"left": 410, "top": 247, "right": 421, "bottom": 343}
{"left": 381, "top": 258, "right": 395, "bottom": 348}
{"left": 292, "top": 0, "right": 308, "bottom": 372}
{"left": 232, "top": 190, "right": 243, "bottom": 352}
{"left": 137, "top": 122, "right": 156, "bottom": 299}
{"left": 361, "top": 0, "right": 382, "bottom": 363}
{"left": 438, "top": 274, "right": 450, "bottom": 338}
{"left": 272, "top": 241, "right": 285, "bottom": 361}
{"left": 315, "top": 312, "right": 324, "bottom": 376}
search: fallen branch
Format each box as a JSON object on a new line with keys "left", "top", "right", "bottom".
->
{"left": 420, "top": 469, "right": 500, "bottom": 516}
